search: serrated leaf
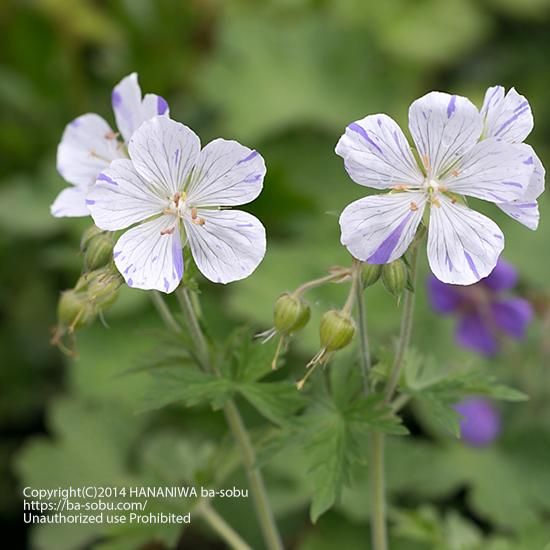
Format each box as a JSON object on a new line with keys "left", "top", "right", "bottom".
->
{"left": 347, "top": 394, "right": 409, "bottom": 436}
{"left": 140, "top": 367, "right": 233, "bottom": 412}
{"left": 420, "top": 394, "right": 463, "bottom": 437}
{"left": 220, "top": 328, "right": 279, "bottom": 383}
{"left": 238, "top": 381, "right": 304, "bottom": 426}
{"left": 402, "top": 355, "right": 528, "bottom": 435}
{"left": 305, "top": 399, "right": 355, "bottom": 522}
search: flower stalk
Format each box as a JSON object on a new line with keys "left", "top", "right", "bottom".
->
{"left": 174, "top": 288, "right": 284, "bottom": 550}
{"left": 368, "top": 243, "right": 420, "bottom": 550}
{"left": 195, "top": 500, "right": 253, "bottom": 550}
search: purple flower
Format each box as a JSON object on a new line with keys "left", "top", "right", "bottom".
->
{"left": 428, "top": 259, "right": 534, "bottom": 356}
{"left": 455, "top": 397, "right": 501, "bottom": 447}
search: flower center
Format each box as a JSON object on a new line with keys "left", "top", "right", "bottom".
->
{"left": 423, "top": 178, "right": 448, "bottom": 208}
{"left": 164, "top": 192, "right": 206, "bottom": 226}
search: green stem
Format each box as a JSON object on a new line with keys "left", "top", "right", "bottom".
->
{"left": 151, "top": 291, "right": 182, "bottom": 333}
{"left": 384, "top": 246, "right": 420, "bottom": 403}
{"left": 197, "top": 500, "right": 253, "bottom": 550}
{"left": 176, "top": 288, "right": 210, "bottom": 370}
{"left": 294, "top": 270, "right": 350, "bottom": 296}
{"left": 369, "top": 431, "right": 387, "bottom": 550}
{"left": 176, "top": 287, "right": 284, "bottom": 550}
{"left": 369, "top": 245, "right": 420, "bottom": 550}
{"left": 223, "top": 400, "right": 283, "bottom": 550}
{"left": 353, "top": 262, "right": 371, "bottom": 394}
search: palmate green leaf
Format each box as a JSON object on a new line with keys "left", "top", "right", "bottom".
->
{"left": 306, "top": 392, "right": 406, "bottom": 522}
{"left": 238, "top": 381, "right": 304, "bottom": 426}
{"left": 140, "top": 330, "right": 303, "bottom": 424}
{"left": 303, "top": 398, "right": 360, "bottom": 523}
{"left": 257, "top": 357, "right": 407, "bottom": 522}
{"left": 219, "top": 328, "right": 279, "bottom": 383}
{"left": 402, "top": 353, "right": 527, "bottom": 436}
{"left": 140, "top": 367, "right": 233, "bottom": 412}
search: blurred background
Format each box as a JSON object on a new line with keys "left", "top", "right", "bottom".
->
{"left": 1, "top": 0, "right": 550, "bottom": 548}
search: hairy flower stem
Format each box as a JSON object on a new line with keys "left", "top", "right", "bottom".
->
{"left": 293, "top": 270, "right": 350, "bottom": 296}
{"left": 353, "top": 261, "right": 371, "bottom": 394}
{"left": 151, "top": 291, "right": 182, "bottom": 333}
{"left": 369, "top": 431, "right": 387, "bottom": 550}
{"left": 384, "top": 245, "right": 419, "bottom": 403}
{"left": 196, "top": 500, "right": 253, "bottom": 550}
{"left": 175, "top": 288, "right": 284, "bottom": 550}
{"left": 369, "top": 245, "right": 420, "bottom": 550}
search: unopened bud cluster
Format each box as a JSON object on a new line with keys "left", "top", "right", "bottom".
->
{"left": 53, "top": 225, "right": 121, "bottom": 352}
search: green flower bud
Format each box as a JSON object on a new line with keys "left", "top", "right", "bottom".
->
{"left": 273, "top": 293, "right": 311, "bottom": 334}
{"left": 86, "top": 267, "right": 123, "bottom": 309}
{"left": 361, "top": 262, "right": 382, "bottom": 288}
{"left": 382, "top": 259, "right": 408, "bottom": 298}
{"left": 319, "top": 310, "right": 355, "bottom": 351}
{"left": 57, "top": 289, "right": 95, "bottom": 332}
{"left": 80, "top": 225, "right": 103, "bottom": 249}
{"left": 81, "top": 226, "right": 114, "bottom": 271}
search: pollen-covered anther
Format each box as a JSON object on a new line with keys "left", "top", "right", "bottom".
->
{"left": 410, "top": 201, "right": 418, "bottom": 211}
{"left": 393, "top": 184, "right": 410, "bottom": 191}
{"left": 160, "top": 226, "right": 175, "bottom": 236}
{"left": 422, "top": 153, "right": 431, "bottom": 172}
{"left": 430, "top": 195, "right": 441, "bottom": 208}
{"left": 104, "top": 130, "right": 119, "bottom": 140}
{"left": 191, "top": 207, "right": 206, "bottom": 226}
{"left": 451, "top": 169, "right": 460, "bottom": 177}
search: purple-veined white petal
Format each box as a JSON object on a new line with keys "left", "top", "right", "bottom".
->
{"left": 56, "top": 113, "right": 125, "bottom": 188}
{"left": 339, "top": 191, "right": 427, "bottom": 264}
{"left": 50, "top": 186, "right": 90, "bottom": 217}
{"left": 113, "top": 215, "right": 183, "bottom": 293}
{"left": 441, "top": 139, "right": 534, "bottom": 203}
{"left": 481, "top": 86, "right": 533, "bottom": 143}
{"left": 128, "top": 116, "right": 200, "bottom": 197}
{"left": 427, "top": 194, "right": 504, "bottom": 285}
{"left": 409, "top": 92, "right": 483, "bottom": 178}
{"left": 87, "top": 159, "right": 168, "bottom": 231}
{"left": 497, "top": 201, "right": 540, "bottom": 231}
{"left": 335, "top": 114, "right": 424, "bottom": 190}
{"left": 184, "top": 209, "right": 266, "bottom": 284}
{"left": 495, "top": 149, "right": 545, "bottom": 230}
{"left": 186, "top": 139, "right": 266, "bottom": 206}
{"left": 112, "top": 73, "right": 170, "bottom": 143}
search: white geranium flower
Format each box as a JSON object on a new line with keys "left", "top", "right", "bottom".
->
{"left": 87, "top": 116, "right": 267, "bottom": 293}
{"left": 336, "top": 91, "right": 536, "bottom": 285}
{"left": 480, "top": 85, "right": 545, "bottom": 230}
{"left": 51, "top": 73, "right": 169, "bottom": 217}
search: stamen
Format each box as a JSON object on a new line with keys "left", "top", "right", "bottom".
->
{"left": 451, "top": 169, "right": 460, "bottom": 177}
{"left": 430, "top": 196, "right": 441, "bottom": 208}
{"left": 393, "top": 184, "right": 410, "bottom": 191}
{"left": 191, "top": 207, "right": 206, "bottom": 226}
{"left": 173, "top": 191, "right": 181, "bottom": 207}
{"left": 160, "top": 226, "right": 175, "bottom": 236}
{"left": 422, "top": 153, "right": 431, "bottom": 173}
{"left": 410, "top": 201, "right": 418, "bottom": 211}
{"left": 104, "top": 131, "right": 119, "bottom": 140}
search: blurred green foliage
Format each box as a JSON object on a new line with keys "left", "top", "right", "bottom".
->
{"left": 2, "top": 0, "right": 550, "bottom": 548}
